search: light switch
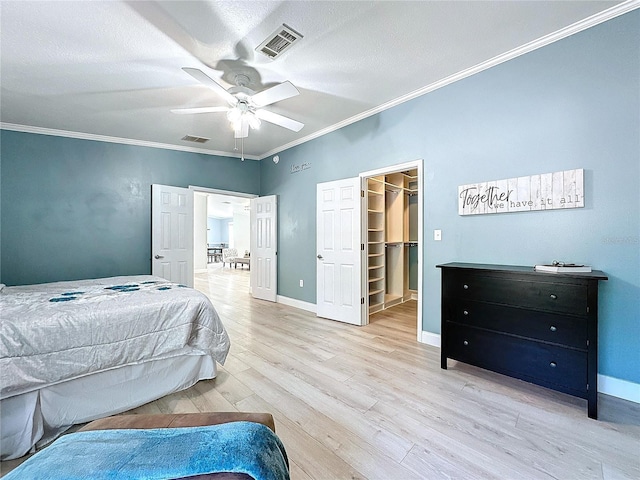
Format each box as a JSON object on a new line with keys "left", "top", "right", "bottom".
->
{"left": 434, "top": 229, "right": 442, "bottom": 241}
{"left": 299, "top": 279, "right": 304, "bottom": 287}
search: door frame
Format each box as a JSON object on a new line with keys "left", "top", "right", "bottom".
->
{"left": 189, "top": 185, "right": 259, "bottom": 288}
{"left": 359, "top": 159, "right": 424, "bottom": 341}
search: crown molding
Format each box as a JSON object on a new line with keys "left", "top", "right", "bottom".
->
{"left": 2, "top": 1, "right": 637, "bottom": 162}
{"left": 0, "top": 123, "right": 261, "bottom": 161}
{"left": 259, "top": 0, "right": 640, "bottom": 160}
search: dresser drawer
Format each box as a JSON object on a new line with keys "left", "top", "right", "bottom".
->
{"left": 445, "top": 300, "right": 587, "bottom": 349}
{"left": 443, "top": 271, "right": 588, "bottom": 315}
{"left": 446, "top": 325, "right": 588, "bottom": 394}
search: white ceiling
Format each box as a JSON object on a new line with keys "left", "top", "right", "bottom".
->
{"left": 205, "top": 193, "right": 250, "bottom": 219}
{"left": 0, "top": 1, "right": 633, "bottom": 160}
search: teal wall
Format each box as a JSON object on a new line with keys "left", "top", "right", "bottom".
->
{"left": 260, "top": 12, "right": 640, "bottom": 384}
{"left": 0, "top": 132, "right": 260, "bottom": 285}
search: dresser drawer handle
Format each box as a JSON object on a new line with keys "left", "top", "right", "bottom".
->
{"left": 463, "top": 310, "right": 469, "bottom": 316}
{"left": 463, "top": 284, "right": 469, "bottom": 290}
{"left": 549, "top": 362, "right": 557, "bottom": 368}
{"left": 550, "top": 294, "right": 558, "bottom": 300}
{"left": 550, "top": 325, "right": 557, "bottom": 332}
{"left": 463, "top": 340, "right": 469, "bottom": 346}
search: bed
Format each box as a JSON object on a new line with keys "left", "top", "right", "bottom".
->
{"left": 0, "top": 275, "right": 231, "bottom": 460}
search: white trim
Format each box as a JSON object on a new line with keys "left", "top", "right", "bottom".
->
{"left": 189, "top": 185, "right": 258, "bottom": 199}
{"left": 359, "top": 159, "right": 423, "bottom": 341}
{"left": 277, "top": 295, "right": 317, "bottom": 313}
{"left": 3, "top": 2, "right": 637, "bottom": 162}
{"left": 421, "top": 331, "right": 441, "bottom": 348}
{"left": 359, "top": 159, "right": 422, "bottom": 179}
{"left": 0, "top": 123, "right": 261, "bottom": 161}
{"left": 259, "top": 0, "right": 640, "bottom": 160}
{"left": 194, "top": 268, "right": 208, "bottom": 274}
{"left": 598, "top": 374, "right": 640, "bottom": 404}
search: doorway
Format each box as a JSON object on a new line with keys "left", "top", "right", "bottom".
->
{"left": 361, "top": 160, "right": 422, "bottom": 340}
{"left": 190, "top": 186, "right": 256, "bottom": 285}
{"left": 315, "top": 159, "right": 423, "bottom": 341}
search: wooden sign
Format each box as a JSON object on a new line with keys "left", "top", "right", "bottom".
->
{"left": 458, "top": 168, "right": 584, "bottom": 215}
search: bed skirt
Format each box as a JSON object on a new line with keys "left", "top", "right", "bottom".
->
{"left": 0, "top": 354, "right": 216, "bottom": 460}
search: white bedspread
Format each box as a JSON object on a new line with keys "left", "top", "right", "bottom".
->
{"left": 0, "top": 275, "right": 230, "bottom": 400}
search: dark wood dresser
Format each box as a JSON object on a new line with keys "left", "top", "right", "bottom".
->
{"left": 436, "top": 262, "right": 607, "bottom": 419}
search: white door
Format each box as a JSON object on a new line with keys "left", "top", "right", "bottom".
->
{"left": 250, "top": 195, "right": 277, "bottom": 302}
{"left": 151, "top": 184, "right": 194, "bottom": 287}
{"left": 316, "top": 177, "right": 363, "bottom": 325}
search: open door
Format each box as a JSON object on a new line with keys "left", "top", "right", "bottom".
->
{"left": 250, "top": 195, "right": 277, "bottom": 302}
{"left": 316, "top": 177, "right": 363, "bottom": 325}
{"left": 151, "top": 184, "right": 194, "bottom": 287}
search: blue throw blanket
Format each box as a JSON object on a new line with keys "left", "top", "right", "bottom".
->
{"left": 4, "top": 422, "right": 289, "bottom": 480}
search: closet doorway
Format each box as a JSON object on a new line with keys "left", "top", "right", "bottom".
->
{"left": 315, "top": 160, "right": 423, "bottom": 340}
{"left": 361, "top": 160, "right": 423, "bottom": 340}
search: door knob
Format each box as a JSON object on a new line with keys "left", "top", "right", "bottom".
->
{"left": 154, "top": 255, "right": 164, "bottom": 259}
{"left": 317, "top": 254, "right": 323, "bottom": 260}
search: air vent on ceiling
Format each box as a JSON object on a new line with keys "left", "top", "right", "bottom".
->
{"left": 256, "top": 24, "right": 303, "bottom": 59}
{"left": 181, "top": 134, "right": 209, "bottom": 143}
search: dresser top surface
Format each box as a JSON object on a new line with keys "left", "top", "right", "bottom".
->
{"left": 436, "top": 262, "right": 608, "bottom": 281}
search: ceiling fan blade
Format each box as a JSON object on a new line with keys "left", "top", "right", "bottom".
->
{"left": 182, "top": 67, "right": 237, "bottom": 106}
{"left": 255, "top": 109, "right": 304, "bottom": 132}
{"left": 234, "top": 117, "right": 249, "bottom": 138}
{"left": 171, "top": 106, "right": 229, "bottom": 115}
{"left": 251, "top": 81, "right": 300, "bottom": 107}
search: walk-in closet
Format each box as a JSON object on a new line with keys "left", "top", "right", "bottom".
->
{"left": 366, "top": 169, "right": 419, "bottom": 319}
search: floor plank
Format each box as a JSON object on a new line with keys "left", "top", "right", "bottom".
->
{"left": 2, "top": 262, "right": 639, "bottom": 479}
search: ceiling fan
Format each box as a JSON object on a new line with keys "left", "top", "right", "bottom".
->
{"left": 172, "top": 67, "right": 304, "bottom": 139}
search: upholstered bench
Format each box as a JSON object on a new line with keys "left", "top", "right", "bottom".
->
{"left": 79, "top": 412, "right": 277, "bottom": 434}
{"left": 5, "top": 413, "right": 289, "bottom": 480}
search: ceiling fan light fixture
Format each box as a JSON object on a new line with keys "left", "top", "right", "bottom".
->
{"left": 227, "top": 108, "right": 242, "bottom": 123}
{"left": 248, "top": 115, "right": 261, "bottom": 130}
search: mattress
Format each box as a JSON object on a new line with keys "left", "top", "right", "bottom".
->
{"left": 0, "top": 275, "right": 231, "bottom": 460}
{"left": 0, "top": 275, "right": 230, "bottom": 400}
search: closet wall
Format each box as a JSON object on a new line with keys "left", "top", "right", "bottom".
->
{"left": 366, "top": 169, "right": 418, "bottom": 316}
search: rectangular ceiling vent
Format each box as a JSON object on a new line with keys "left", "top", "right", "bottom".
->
{"left": 256, "top": 24, "right": 303, "bottom": 59}
{"left": 181, "top": 134, "right": 209, "bottom": 144}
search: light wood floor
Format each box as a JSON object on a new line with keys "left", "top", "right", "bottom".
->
{"left": 2, "top": 263, "right": 639, "bottom": 479}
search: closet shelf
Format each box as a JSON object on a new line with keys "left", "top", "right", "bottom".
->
{"left": 366, "top": 169, "right": 419, "bottom": 320}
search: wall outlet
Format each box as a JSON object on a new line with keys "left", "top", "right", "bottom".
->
{"left": 434, "top": 229, "right": 442, "bottom": 241}
{"left": 299, "top": 279, "right": 304, "bottom": 287}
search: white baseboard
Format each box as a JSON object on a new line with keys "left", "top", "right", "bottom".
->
{"left": 277, "top": 295, "right": 317, "bottom": 313}
{"left": 194, "top": 268, "right": 208, "bottom": 274}
{"left": 598, "top": 374, "right": 640, "bottom": 404}
{"left": 421, "top": 331, "right": 441, "bottom": 348}
{"left": 418, "top": 332, "right": 639, "bottom": 404}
